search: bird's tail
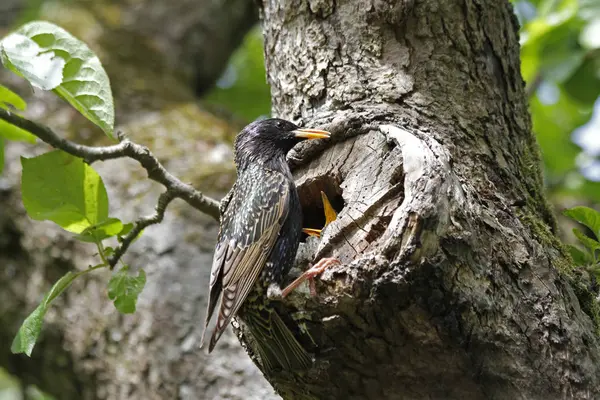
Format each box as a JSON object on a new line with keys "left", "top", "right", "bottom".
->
{"left": 242, "top": 307, "right": 312, "bottom": 373}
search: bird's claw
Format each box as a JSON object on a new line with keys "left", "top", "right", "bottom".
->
{"left": 304, "top": 257, "right": 341, "bottom": 279}
{"left": 281, "top": 257, "right": 341, "bottom": 298}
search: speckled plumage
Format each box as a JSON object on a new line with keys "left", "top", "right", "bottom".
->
{"left": 201, "top": 118, "right": 324, "bottom": 372}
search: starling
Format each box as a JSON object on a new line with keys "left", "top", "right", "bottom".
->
{"left": 200, "top": 118, "right": 337, "bottom": 372}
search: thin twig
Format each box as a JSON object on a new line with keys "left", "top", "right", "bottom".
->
{"left": 108, "top": 190, "right": 176, "bottom": 268}
{"left": 0, "top": 108, "right": 222, "bottom": 267}
{"left": 0, "top": 109, "right": 221, "bottom": 222}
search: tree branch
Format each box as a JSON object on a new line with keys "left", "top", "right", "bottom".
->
{"left": 0, "top": 108, "right": 221, "bottom": 222}
{"left": 107, "top": 190, "right": 176, "bottom": 268}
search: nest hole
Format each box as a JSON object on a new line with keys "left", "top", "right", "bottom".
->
{"left": 297, "top": 175, "right": 344, "bottom": 241}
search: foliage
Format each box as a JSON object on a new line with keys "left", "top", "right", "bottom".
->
{"left": 21, "top": 151, "right": 110, "bottom": 233}
{"left": 12, "top": 270, "right": 84, "bottom": 356}
{"left": 1, "top": 21, "right": 114, "bottom": 137}
{"left": 203, "top": 27, "right": 271, "bottom": 121}
{"left": 564, "top": 206, "right": 600, "bottom": 278}
{"left": 107, "top": 266, "right": 146, "bottom": 314}
{"left": 0, "top": 84, "right": 36, "bottom": 143}
{"left": 0, "top": 21, "right": 144, "bottom": 357}
{"left": 516, "top": 0, "right": 600, "bottom": 202}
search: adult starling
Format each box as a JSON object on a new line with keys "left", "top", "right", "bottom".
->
{"left": 200, "top": 118, "right": 337, "bottom": 372}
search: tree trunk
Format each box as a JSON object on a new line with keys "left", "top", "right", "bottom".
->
{"left": 234, "top": 0, "right": 600, "bottom": 398}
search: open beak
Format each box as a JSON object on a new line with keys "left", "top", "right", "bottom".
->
{"left": 292, "top": 128, "right": 331, "bottom": 140}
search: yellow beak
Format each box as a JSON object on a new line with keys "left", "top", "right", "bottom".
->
{"left": 292, "top": 128, "right": 331, "bottom": 140}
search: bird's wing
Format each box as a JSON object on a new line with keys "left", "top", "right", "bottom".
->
{"left": 200, "top": 182, "right": 237, "bottom": 335}
{"left": 200, "top": 169, "right": 290, "bottom": 351}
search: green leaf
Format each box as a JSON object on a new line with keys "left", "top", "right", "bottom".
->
{"left": 566, "top": 244, "right": 593, "bottom": 266}
{"left": 108, "top": 266, "right": 146, "bottom": 314}
{"left": 563, "top": 57, "right": 600, "bottom": 104}
{"left": 0, "top": 21, "right": 115, "bottom": 137}
{"left": 0, "top": 84, "right": 26, "bottom": 110}
{"left": 530, "top": 90, "right": 589, "bottom": 176}
{"left": 519, "top": 0, "right": 584, "bottom": 84}
{"left": 0, "top": 33, "right": 64, "bottom": 90}
{"left": 563, "top": 206, "right": 600, "bottom": 239}
{"left": 0, "top": 119, "right": 37, "bottom": 143}
{"left": 11, "top": 271, "right": 79, "bottom": 356}
{"left": 589, "top": 265, "right": 600, "bottom": 283}
{"left": 0, "top": 138, "right": 3, "bottom": 174}
{"left": 572, "top": 228, "right": 600, "bottom": 255}
{"left": 10, "top": 303, "right": 45, "bottom": 357}
{"left": 21, "top": 150, "right": 109, "bottom": 233}
{"left": 43, "top": 271, "right": 79, "bottom": 304}
{"left": 119, "top": 223, "right": 134, "bottom": 237}
{"left": 537, "top": 27, "right": 585, "bottom": 83}
{"left": 74, "top": 218, "right": 123, "bottom": 243}
{"left": 103, "top": 246, "right": 114, "bottom": 257}
{"left": 118, "top": 226, "right": 142, "bottom": 244}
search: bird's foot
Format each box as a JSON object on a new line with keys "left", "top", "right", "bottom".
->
{"left": 281, "top": 257, "right": 341, "bottom": 298}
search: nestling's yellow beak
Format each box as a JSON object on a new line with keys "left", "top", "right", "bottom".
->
{"left": 292, "top": 128, "right": 331, "bottom": 140}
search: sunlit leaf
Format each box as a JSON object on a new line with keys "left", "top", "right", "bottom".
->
{"left": 572, "top": 228, "right": 600, "bottom": 256}
{"left": 0, "top": 33, "right": 64, "bottom": 90}
{"left": 0, "top": 84, "right": 27, "bottom": 110}
{"left": 0, "top": 84, "right": 35, "bottom": 143}
{"left": 0, "top": 21, "right": 115, "bottom": 137}
{"left": 21, "top": 150, "right": 109, "bottom": 233}
{"left": 0, "top": 120, "right": 37, "bottom": 143}
{"left": 564, "top": 206, "right": 600, "bottom": 239}
{"left": 118, "top": 222, "right": 134, "bottom": 237}
{"left": 74, "top": 218, "right": 124, "bottom": 243}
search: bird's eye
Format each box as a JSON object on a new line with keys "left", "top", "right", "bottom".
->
{"left": 276, "top": 121, "right": 284, "bottom": 129}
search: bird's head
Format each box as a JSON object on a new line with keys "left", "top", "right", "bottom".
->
{"left": 234, "top": 118, "right": 330, "bottom": 169}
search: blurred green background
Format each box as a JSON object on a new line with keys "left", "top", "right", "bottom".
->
{"left": 1, "top": 0, "right": 599, "bottom": 398}
{"left": 515, "top": 0, "right": 600, "bottom": 208}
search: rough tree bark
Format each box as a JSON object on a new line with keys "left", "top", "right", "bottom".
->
{"left": 230, "top": 0, "right": 600, "bottom": 398}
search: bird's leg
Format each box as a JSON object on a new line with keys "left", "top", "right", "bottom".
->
{"left": 281, "top": 258, "right": 340, "bottom": 298}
